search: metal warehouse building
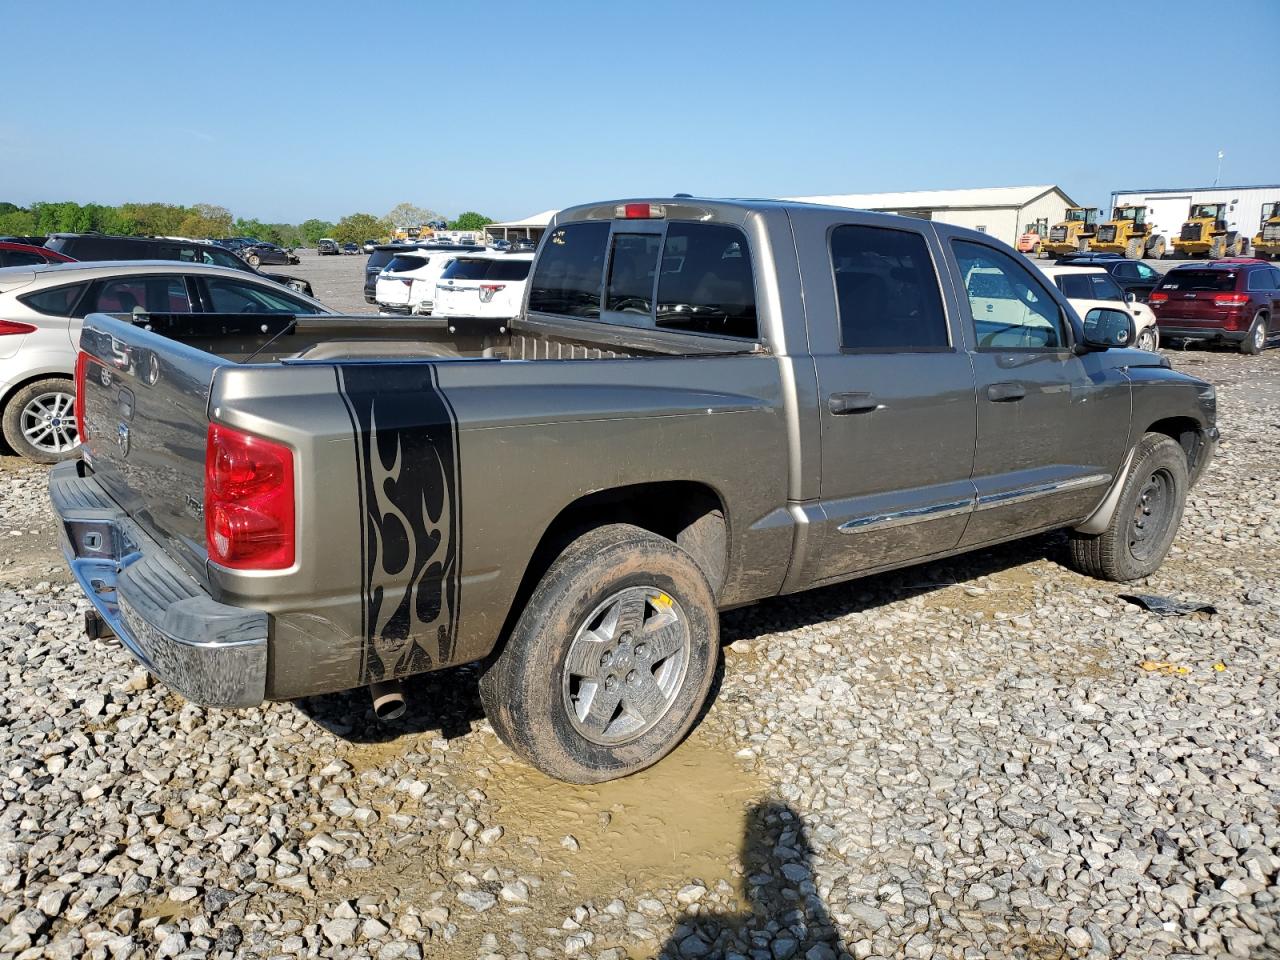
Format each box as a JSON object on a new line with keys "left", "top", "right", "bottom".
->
{"left": 1109, "top": 184, "right": 1280, "bottom": 254}
{"left": 785, "top": 185, "right": 1077, "bottom": 247}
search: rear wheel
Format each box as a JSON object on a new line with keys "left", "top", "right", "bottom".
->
{"left": 2, "top": 378, "right": 80, "bottom": 464}
{"left": 479, "top": 523, "right": 719, "bottom": 783}
{"left": 1067, "top": 432, "right": 1188, "bottom": 582}
{"left": 1241, "top": 312, "right": 1268, "bottom": 355}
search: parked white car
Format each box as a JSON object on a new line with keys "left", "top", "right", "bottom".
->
{"left": 0, "top": 261, "right": 330, "bottom": 462}
{"left": 433, "top": 251, "right": 535, "bottom": 320}
{"left": 374, "top": 249, "right": 465, "bottom": 315}
{"left": 1039, "top": 265, "right": 1160, "bottom": 352}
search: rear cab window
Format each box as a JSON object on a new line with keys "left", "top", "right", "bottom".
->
{"left": 528, "top": 219, "right": 758, "bottom": 339}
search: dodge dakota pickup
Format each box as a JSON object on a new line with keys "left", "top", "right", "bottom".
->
{"left": 51, "top": 198, "right": 1218, "bottom": 783}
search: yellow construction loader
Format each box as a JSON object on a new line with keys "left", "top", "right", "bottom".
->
{"left": 1091, "top": 205, "right": 1166, "bottom": 259}
{"left": 1172, "top": 202, "right": 1247, "bottom": 259}
{"left": 1252, "top": 201, "right": 1280, "bottom": 260}
{"left": 1040, "top": 207, "right": 1099, "bottom": 258}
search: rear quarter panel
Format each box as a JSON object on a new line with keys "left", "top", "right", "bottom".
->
{"left": 211, "top": 354, "right": 790, "bottom": 701}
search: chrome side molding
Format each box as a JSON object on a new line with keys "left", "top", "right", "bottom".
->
{"left": 839, "top": 473, "right": 1112, "bottom": 535}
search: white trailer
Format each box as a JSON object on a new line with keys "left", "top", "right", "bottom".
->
{"left": 1110, "top": 184, "right": 1280, "bottom": 257}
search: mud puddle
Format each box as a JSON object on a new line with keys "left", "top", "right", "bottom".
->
{"left": 473, "top": 730, "right": 765, "bottom": 891}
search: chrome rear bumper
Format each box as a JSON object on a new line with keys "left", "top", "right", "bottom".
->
{"left": 49, "top": 460, "right": 267, "bottom": 707}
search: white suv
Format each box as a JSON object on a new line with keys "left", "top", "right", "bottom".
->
{"left": 0, "top": 261, "right": 329, "bottom": 462}
{"left": 1039, "top": 265, "right": 1160, "bottom": 352}
{"left": 433, "top": 252, "right": 534, "bottom": 320}
{"left": 374, "top": 249, "right": 465, "bottom": 315}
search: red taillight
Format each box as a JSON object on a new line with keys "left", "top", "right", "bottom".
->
{"left": 1213, "top": 293, "right": 1250, "bottom": 307}
{"left": 479, "top": 283, "right": 505, "bottom": 303}
{"left": 204, "top": 424, "right": 295, "bottom": 570}
{"left": 616, "top": 202, "right": 666, "bottom": 219}
{"left": 0, "top": 320, "right": 37, "bottom": 336}
{"left": 1149, "top": 291, "right": 1169, "bottom": 304}
{"left": 74, "top": 351, "right": 90, "bottom": 442}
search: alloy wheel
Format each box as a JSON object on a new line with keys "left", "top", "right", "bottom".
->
{"left": 561, "top": 585, "right": 691, "bottom": 745}
{"left": 20, "top": 391, "right": 79, "bottom": 454}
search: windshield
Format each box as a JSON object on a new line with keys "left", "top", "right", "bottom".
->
{"left": 440, "top": 258, "right": 531, "bottom": 281}
{"left": 1157, "top": 270, "right": 1237, "bottom": 292}
{"left": 1113, "top": 206, "right": 1144, "bottom": 223}
{"left": 1066, "top": 209, "right": 1088, "bottom": 222}
{"left": 1262, "top": 202, "right": 1279, "bottom": 222}
{"left": 1190, "top": 204, "right": 1226, "bottom": 220}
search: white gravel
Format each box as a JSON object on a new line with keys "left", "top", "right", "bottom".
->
{"left": 0, "top": 347, "right": 1277, "bottom": 960}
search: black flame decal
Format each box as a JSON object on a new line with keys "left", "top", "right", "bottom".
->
{"left": 338, "top": 363, "right": 461, "bottom": 684}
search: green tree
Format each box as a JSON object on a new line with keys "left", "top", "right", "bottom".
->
{"left": 0, "top": 209, "right": 37, "bottom": 235}
{"left": 332, "top": 213, "right": 390, "bottom": 245}
{"left": 177, "top": 203, "right": 233, "bottom": 239}
{"left": 449, "top": 211, "right": 493, "bottom": 231}
{"left": 299, "top": 218, "right": 336, "bottom": 246}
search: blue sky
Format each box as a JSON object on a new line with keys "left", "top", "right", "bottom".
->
{"left": 4, "top": 0, "right": 1277, "bottom": 223}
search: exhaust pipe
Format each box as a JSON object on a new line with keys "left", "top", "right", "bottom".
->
{"left": 370, "top": 680, "right": 406, "bottom": 721}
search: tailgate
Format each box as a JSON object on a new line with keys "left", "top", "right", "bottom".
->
{"left": 78, "top": 314, "right": 226, "bottom": 582}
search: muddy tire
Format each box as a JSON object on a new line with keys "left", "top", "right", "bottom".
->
{"left": 1125, "top": 237, "right": 1144, "bottom": 260}
{"left": 1209, "top": 237, "right": 1226, "bottom": 259}
{"left": 479, "top": 523, "right": 719, "bottom": 783}
{"left": 1067, "top": 433, "right": 1188, "bottom": 582}
{"left": 1147, "top": 237, "right": 1166, "bottom": 259}
{"left": 2, "top": 377, "right": 80, "bottom": 464}
{"left": 1240, "top": 312, "right": 1268, "bottom": 355}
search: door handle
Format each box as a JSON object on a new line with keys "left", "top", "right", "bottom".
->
{"left": 987, "top": 382, "right": 1026, "bottom": 403}
{"left": 829, "top": 392, "right": 882, "bottom": 415}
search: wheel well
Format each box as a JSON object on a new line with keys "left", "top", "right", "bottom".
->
{"left": 492, "top": 481, "right": 729, "bottom": 658}
{"left": 1145, "top": 416, "right": 1203, "bottom": 469}
{"left": 0, "top": 372, "right": 73, "bottom": 413}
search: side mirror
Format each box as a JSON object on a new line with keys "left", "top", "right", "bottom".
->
{"left": 1082, "top": 307, "right": 1134, "bottom": 351}
{"left": 1126, "top": 291, "right": 1137, "bottom": 303}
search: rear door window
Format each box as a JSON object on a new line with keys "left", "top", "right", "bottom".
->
{"left": 81, "top": 275, "right": 192, "bottom": 315}
{"left": 830, "top": 224, "right": 948, "bottom": 350}
{"left": 18, "top": 283, "right": 89, "bottom": 316}
{"left": 528, "top": 221, "right": 610, "bottom": 318}
{"left": 655, "top": 223, "right": 757, "bottom": 338}
{"left": 386, "top": 255, "right": 431, "bottom": 273}
{"left": 1246, "top": 269, "right": 1276, "bottom": 291}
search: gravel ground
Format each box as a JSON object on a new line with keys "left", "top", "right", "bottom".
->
{"left": 1, "top": 345, "right": 1278, "bottom": 960}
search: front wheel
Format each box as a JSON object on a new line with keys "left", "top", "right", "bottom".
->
{"left": 2, "top": 379, "right": 80, "bottom": 463}
{"left": 1066, "top": 433, "right": 1188, "bottom": 582}
{"left": 1240, "top": 312, "right": 1268, "bottom": 355}
{"left": 1135, "top": 326, "right": 1159, "bottom": 352}
{"left": 479, "top": 524, "right": 719, "bottom": 783}
{"left": 246, "top": 253, "right": 261, "bottom": 267}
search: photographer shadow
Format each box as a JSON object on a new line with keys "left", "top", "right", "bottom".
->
{"left": 660, "top": 800, "right": 846, "bottom": 960}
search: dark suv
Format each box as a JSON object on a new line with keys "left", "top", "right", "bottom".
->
{"left": 1150, "top": 259, "right": 1280, "bottom": 354}
{"left": 364, "top": 242, "right": 483, "bottom": 303}
{"left": 1056, "top": 252, "right": 1163, "bottom": 302}
{"left": 44, "top": 234, "right": 314, "bottom": 297}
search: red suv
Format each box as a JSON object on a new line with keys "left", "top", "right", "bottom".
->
{"left": 1150, "top": 259, "right": 1280, "bottom": 354}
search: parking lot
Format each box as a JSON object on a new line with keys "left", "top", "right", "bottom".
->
{"left": 1, "top": 261, "right": 1278, "bottom": 960}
